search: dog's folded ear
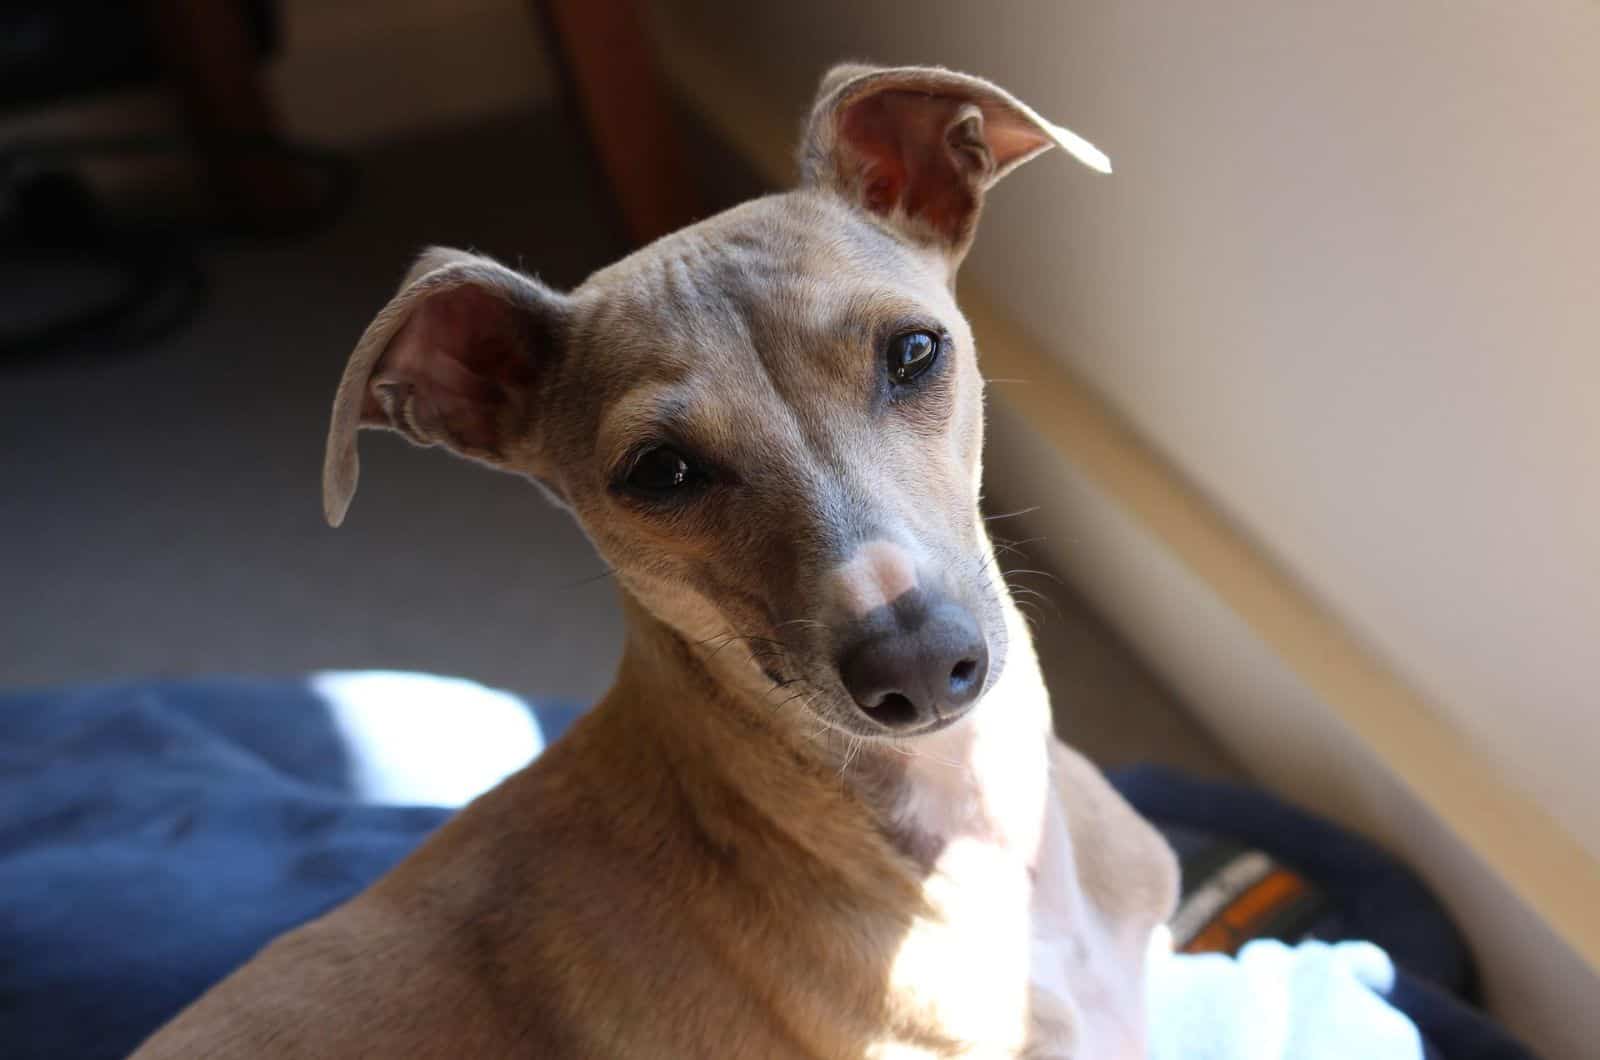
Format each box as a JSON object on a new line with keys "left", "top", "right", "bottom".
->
{"left": 322, "top": 247, "right": 567, "bottom": 527}
{"left": 801, "top": 64, "right": 1110, "bottom": 262}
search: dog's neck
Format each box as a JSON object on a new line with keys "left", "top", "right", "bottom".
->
{"left": 608, "top": 580, "right": 1057, "bottom": 876}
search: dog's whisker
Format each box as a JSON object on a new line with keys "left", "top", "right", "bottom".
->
{"left": 773, "top": 618, "right": 829, "bottom": 634}
{"left": 771, "top": 687, "right": 814, "bottom": 714}
{"left": 1007, "top": 594, "right": 1055, "bottom": 618}
{"left": 1001, "top": 567, "right": 1063, "bottom": 586}
{"left": 703, "top": 640, "right": 740, "bottom": 662}
{"left": 886, "top": 743, "right": 964, "bottom": 770}
{"left": 983, "top": 504, "right": 1040, "bottom": 523}
{"left": 836, "top": 733, "right": 869, "bottom": 780}
{"left": 704, "top": 630, "right": 782, "bottom": 663}
{"left": 560, "top": 565, "right": 618, "bottom": 590}
{"left": 990, "top": 535, "right": 1049, "bottom": 561}
{"left": 695, "top": 629, "right": 787, "bottom": 650}
{"left": 1005, "top": 583, "right": 1064, "bottom": 620}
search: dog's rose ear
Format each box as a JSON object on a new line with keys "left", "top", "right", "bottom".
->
{"left": 800, "top": 64, "right": 1110, "bottom": 262}
{"left": 322, "top": 247, "right": 567, "bottom": 527}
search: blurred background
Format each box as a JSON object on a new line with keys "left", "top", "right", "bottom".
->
{"left": 1, "top": 2, "right": 1596, "bottom": 1056}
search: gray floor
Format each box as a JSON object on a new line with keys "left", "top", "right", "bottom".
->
{"left": 0, "top": 107, "right": 1232, "bottom": 778}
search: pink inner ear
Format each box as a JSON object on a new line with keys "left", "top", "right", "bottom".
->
{"left": 841, "top": 92, "right": 963, "bottom": 240}
{"left": 981, "top": 109, "right": 1053, "bottom": 169}
{"left": 365, "top": 284, "right": 531, "bottom": 458}
{"left": 838, "top": 91, "right": 1048, "bottom": 247}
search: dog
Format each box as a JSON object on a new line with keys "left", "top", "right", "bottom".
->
{"left": 133, "top": 63, "right": 1178, "bottom": 1058}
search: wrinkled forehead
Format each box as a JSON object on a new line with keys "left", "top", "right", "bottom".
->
{"left": 576, "top": 195, "right": 947, "bottom": 377}
{"left": 572, "top": 193, "right": 954, "bottom": 406}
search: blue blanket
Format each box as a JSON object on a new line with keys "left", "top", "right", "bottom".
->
{"left": 0, "top": 676, "right": 1535, "bottom": 1058}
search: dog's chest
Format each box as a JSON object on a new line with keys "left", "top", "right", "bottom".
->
{"left": 884, "top": 837, "right": 1143, "bottom": 1058}
{"left": 875, "top": 840, "right": 1057, "bottom": 1055}
{"left": 871, "top": 761, "right": 1132, "bottom": 1055}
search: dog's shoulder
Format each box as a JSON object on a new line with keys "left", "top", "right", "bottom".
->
{"left": 1049, "top": 739, "right": 1180, "bottom": 934}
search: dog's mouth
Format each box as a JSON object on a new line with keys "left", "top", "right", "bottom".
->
{"left": 800, "top": 689, "right": 988, "bottom": 743}
{"left": 870, "top": 706, "right": 975, "bottom": 740}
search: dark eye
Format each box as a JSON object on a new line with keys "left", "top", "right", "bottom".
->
{"left": 623, "top": 446, "right": 705, "bottom": 497}
{"left": 886, "top": 330, "right": 940, "bottom": 385}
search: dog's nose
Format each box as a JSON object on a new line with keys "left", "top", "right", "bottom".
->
{"left": 837, "top": 596, "right": 989, "bottom": 731}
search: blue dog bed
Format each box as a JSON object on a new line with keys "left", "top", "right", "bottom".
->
{"left": 0, "top": 676, "right": 1535, "bottom": 1058}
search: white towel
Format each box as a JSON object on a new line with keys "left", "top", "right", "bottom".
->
{"left": 1147, "top": 926, "right": 1425, "bottom": 1060}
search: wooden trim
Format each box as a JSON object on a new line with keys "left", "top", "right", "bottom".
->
{"left": 543, "top": 0, "right": 703, "bottom": 245}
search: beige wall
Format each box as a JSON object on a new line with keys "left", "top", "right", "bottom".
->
{"left": 973, "top": 0, "right": 1600, "bottom": 867}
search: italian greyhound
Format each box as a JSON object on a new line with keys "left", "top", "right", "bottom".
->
{"left": 135, "top": 64, "right": 1178, "bottom": 1058}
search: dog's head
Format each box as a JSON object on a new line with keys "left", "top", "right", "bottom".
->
{"left": 324, "top": 64, "right": 1105, "bottom": 740}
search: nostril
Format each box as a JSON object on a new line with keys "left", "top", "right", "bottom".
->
{"left": 838, "top": 599, "right": 989, "bottom": 730}
{"left": 864, "top": 691, "right": 920, "bottom": 728}
{"left": 949, "top": 658, "right": 978, "bottom": 692}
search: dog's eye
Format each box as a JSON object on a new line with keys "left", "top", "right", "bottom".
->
{"left": 624, "top": 446, "right": 704, "bottom": 496}
{"left": 886, "top": 330, "right": 940, "bottom": 385}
